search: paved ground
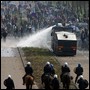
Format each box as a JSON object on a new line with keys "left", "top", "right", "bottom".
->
{"left": 1, "top": 48, "right": 26, "bottom": 89}
{"left": 1, "top": 48, "right": 38, "bottom": 89}
{"left": 55, "top": 50, "right": 89, "bottom": 89}
{"left": 1, "top": 36, "right": 89, "bottom": 89}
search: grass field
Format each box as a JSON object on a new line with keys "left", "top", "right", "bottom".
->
{"left": 22, "top": 47, "right": 77, "bottom": 89}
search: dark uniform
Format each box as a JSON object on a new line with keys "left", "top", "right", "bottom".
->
{"left": 50, "top": 64, "right": 55, "bottom": 75}
{"left": 44, "top": 64, "right": 52, "bottom": 75}
{"left": 22, "top": 64, "right": 33, "bottom": 85}
{"left": 77, "top": 77, "right": 86, "bottom": 89}
{"left": 51, "top": 77, "right": 60, "bottom": 89}
{"left": 2, "top": 28, "right": 7, "bottom": 42}
{"left": 41, "top": 62, "right": 52, "bottom": 84}
{"left": 4, "top": 77, "right": 15, "bottom": 89}
{"left": 75, "top": 64, "right": 83, "bottom": 83}
{"left": 60, "top": 64, "right": 70, "bottom": 82}
{"left": 81, "top": 30, "right": 85, "bottom": 43}
{"left": 61, "top": 65, "right": 70, "bottom": 74}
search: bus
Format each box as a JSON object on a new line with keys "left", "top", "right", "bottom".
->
{"left": 51, "top": 25, "right": 77, "bottom": 56}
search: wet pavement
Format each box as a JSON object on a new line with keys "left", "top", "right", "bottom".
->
{"left": 1, "top": 36, "right": 89, "bottom": 89}
{"left": 1, "top": 47, "right": 39, "bottom": 89}
{"left": 56, "top": 50, "right": 89, "bottom": 89}
{"left": 1, "top": 36, "right": 19, "bottom": 48}
{"left": 1, "top": 48, "right": 19, "bottom": 57}
{"left": 1, "top": 48, "right": 26, "bottom": 89}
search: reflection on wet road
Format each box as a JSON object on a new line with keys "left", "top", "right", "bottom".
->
{"left": 1, "top": 48, "right": 19, "bottom": 57}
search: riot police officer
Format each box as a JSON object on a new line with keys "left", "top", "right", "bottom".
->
{"left": 60, "top": 62, "right": 70, "bottom": 82}
{"left": 51, "top": 74, "right": 60, "bottom": 89}
{"left": 77, "top": 75, "right": 88, "bottom": 89}
{"left": 44, "top": 62, "right": 52, "bottom": 75}
{"left": 4, "top": 75, "right": 15, "bottom": 89}
{"left": 74, "top": 63, "right": 83, "bottom": 83}
{"left": 22, "top": 62, "right": 33, "bottom": 85}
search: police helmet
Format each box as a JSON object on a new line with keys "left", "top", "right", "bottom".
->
{"left": 64, "top": 62, "right": 68, "bottom": 66}
{"left": 54, "top": 74, "right": 58, "bottom": 78}
{"left": 78, "top": 63, "right": 81, "bottom": 67}
{"left": 79, "top": 75, "right": 83, "bottom": 79}
{"left": 27, "top": 62, "right": 31, "bottom": 65}
{"left": 46, "top": 62, "right": 50, "bottom": 65}
{"left": 8, "top": 75, "right": 11, "bottom": 78}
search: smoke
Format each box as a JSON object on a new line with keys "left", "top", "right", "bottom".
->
{"left": 1, "top": 37, "right": 19, "bottom": 48}
{"left": 17, "top": 26, "right": 54, "bottom": 50}
{"left": 1, "top": 26, "right": 54, "bottom": 50}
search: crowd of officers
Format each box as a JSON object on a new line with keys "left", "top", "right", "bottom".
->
{"left": 3, "top": 61, "right": 88, "bottom": 89}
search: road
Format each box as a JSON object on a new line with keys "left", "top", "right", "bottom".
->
{"left": 55, "top": 50, "right": 89, "bottom": 89}
{"left": 1, "top": 36, "right": 89, "bottom": 89}
{"left": 1, "top": 48, "right": 26, "bottom": 89}
{"left": 1, "top": 47, "right": 38, "bottom": 89}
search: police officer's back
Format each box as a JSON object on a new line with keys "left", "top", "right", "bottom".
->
{"left": 75, "top": 63, "right": 83, "bottom": 83}
{"left": 41, "top": 62, "right": 52, "bottom": 84}
{"left": 77, "top": 75, "right": 88, "bottom": 89}
{"left": 50, "top": 64, "right": 55, "bottom": 75}
{"left": 22, "top": 62, "right": 33, "bottom": 85}
{"left": 25, "top": 62, "right": 33, "bottom": 75}
{"left": 61, "top": 62, "right": 70, "bottom": 74}
{"left": 44, "top": 62, "right": 52, "bottom": 74}
{"left": 60, "top": 62, "right": 70, "bottom": 82}
{"left": 75, "top": 63, "right": 83, "bottom": 75}
{"left": 51, "top": 74, "right": 60, "bottom": 89}
{"left": 4, "top": 75, "right": 15, "bottom": 89}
